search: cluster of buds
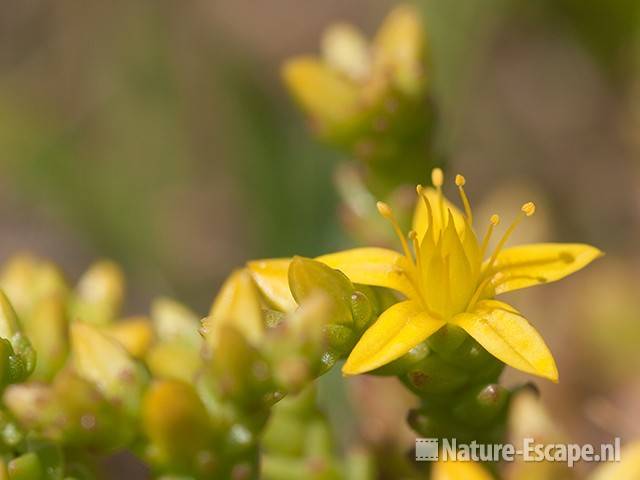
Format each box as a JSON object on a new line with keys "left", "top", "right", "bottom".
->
{"left": 0, "top": 252, "right": 386, "bottom": 479}
{"left": 283, "top": 4, "right": 435, "bottom": 195}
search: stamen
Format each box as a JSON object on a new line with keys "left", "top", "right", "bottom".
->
{"left": 455, "top": 174, "right": 473, "bottom": 224}
{"left": 431, "top": 168, "right": 445, "bottom": 225}
{"left": 431, "top": 168, "right": 444, "bottom": 188}
{"left": 485, "top": 202, "right": 536, "bottom": 271}
{"left": 480, "top": 214, "right": 500, "bottom": 257}
{"left": 466, "top": 275, "right": 495, "bottom": 312}
{"left": 377, "top": 201, "right": 413, "bottom": 262}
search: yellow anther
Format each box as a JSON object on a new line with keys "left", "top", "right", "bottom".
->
{"left": 455, "top": 174, "right": 466, "bottom": 186}
{"left": 521, "top": 202, "right": 536, "bottom": 217}
{"left": 431, "top": 168, "right": 444, "bottom": 187}
{"left": 377, "top": 201, "right": 393, "bottom": 218}
{"left": 490, "top": 214, "right": 500, "bottom": 226}
{"left": 416, "top": 184, "right": 424, "bottom": 196}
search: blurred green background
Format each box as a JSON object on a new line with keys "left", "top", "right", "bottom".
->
{"left": 1, "top": 0, "right": 640, "bottom": 475}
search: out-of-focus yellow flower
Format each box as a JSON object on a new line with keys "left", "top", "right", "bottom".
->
{"left": 283, "top": 4, "right": 425, "bottom": 143}
{"left": 432, "top": 458, "right": 493, "bottom": 480}
{"left": 249, "top": 170, "right": 601, "bottom": 382}
{"left": 590, "top": 441, "right": 640, "bottom": 480}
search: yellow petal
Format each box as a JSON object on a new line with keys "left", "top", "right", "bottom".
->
{"left": 205, "top": 269, "right": 264, "bottom": 345}
{"left": 432, "top": 459, "right": 493, "bottom": 480}
{"left": 486, "top": 243, "right": 603, "bottom": 295}
{"left": 412, "top": 188, "right": 466, "bottom": 242}
{"left": 453, "top": 300, "right": 558, "bottom": 382}
{"left": 247, "top": 258, "right": 297, "bottom": 312}
{"left": 317, "top": 247, "right": 414, "bottom": 297}
{"left": 282, "top": 57, "right": 360, "bottom": 126}
{"left": 343, "top": 300, "right": 445, "bottom": 375}
{"left": 372, "top": 4, "right": 425, "bottom": 95}
{"left": 321, "top": 23, "right": 371, "bottom": 81}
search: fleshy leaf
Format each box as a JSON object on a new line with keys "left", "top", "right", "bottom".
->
{"left": 486, "top": 243, "right": 603, "bottom": 295}
{"left": 317, "top": 247, "right": 413, "bottom": 297}
{"left": 247, "top": 259, "right": 296, "bottom": 312}
{"left": 343, "top": 300, "right": 445, "bottom": 375}
{"left": 453, "top": 300, "right": 558, "bottom": 382}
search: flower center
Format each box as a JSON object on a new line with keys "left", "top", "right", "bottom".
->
{"left": 377, "top": 169, "right": 536, "bottom": 318}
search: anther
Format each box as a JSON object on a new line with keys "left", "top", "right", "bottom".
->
{"left": 455, "top": 173, "right": 472, "bottom": 223}
{"left": 521, "top": 202, "right": 536, "bottom": 217}
{"left": 431, "top": 168, "right": 444, "bottom": 188}
{"left": 485, "top": 203, "right": 536, "bottom": 271}
{"left": 377, "top": 201, "right": 393, "bottom": 218}
{"left": 490, "top": 214, "right": 500, "bottom": 226}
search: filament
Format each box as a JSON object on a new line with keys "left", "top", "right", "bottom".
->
{"left": 455, "top": 174, "right": 473, "bottom": 224}
{"left": 480, "top": 214, "right": 500, "bottom": 258}
{"left": 377, "top": 201, "right": 413, "bottom": 262}
{"left": 485, "top": 203, "right": 536, "bottom": 272}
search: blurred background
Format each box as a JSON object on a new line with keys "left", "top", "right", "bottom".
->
{"left": 1, "top": 0, "right": 640, "bottom": 476}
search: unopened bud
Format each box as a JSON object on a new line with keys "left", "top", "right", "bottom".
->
{"left": 71, "top": 261, "right": 125, "bottom": 325}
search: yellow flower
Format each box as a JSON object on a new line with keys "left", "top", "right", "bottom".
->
{"left": 282, "top": 4, "right": 425, "bottom": 140}
{"left": 249, "top": 170, "right": 601, "bottom": 382}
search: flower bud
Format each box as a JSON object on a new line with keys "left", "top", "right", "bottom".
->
{"left": 0, "top": 291, "right": 36, "bottom": 385}
{"left": 146, "top": 343, "right": 202, "bottom": 384}
{"left": 107, "top": 316, "right": 154, "bottom": 359}
{"left": 203, "top": 269, "right": 264, "bottom": 349}
{"left": 25, "top": 296, "right": 68, "bottom": 381}
{"left": 267, "top": 294, "right": 332, "bottom": 393}
{"left": 208, "top": 325, "right": 273, "bottom": 407}
{"left": 0, "top": 255, "right": 69, "bottom": 319}
{"left": 142, "top": 380, "right": 213, "bottom": 472}
{"left": 151, "top": 297, "right": 201, "bottom": 348}
{"left": 70, "top": 261, "right": 125, "bottom": 325}
{"left": 71, "top": 322, "right": 147, "bottom": 416}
